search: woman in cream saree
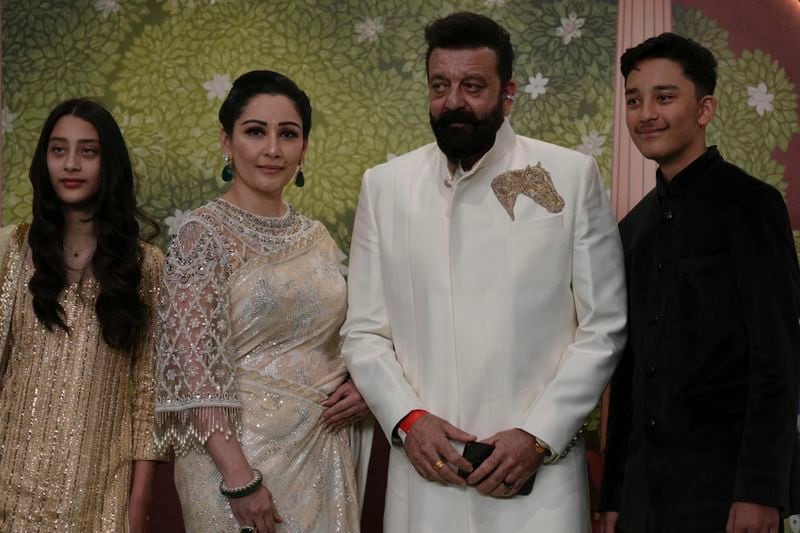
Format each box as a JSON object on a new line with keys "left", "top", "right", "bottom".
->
{"left": 155, "top": 71, "right": 370, "bottom": 533}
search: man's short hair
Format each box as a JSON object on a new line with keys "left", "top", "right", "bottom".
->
{"left": 620, "top": 32, "right": 718, "bottom": 97}
{"left": 424, "top": 12, "right": 514, "bottom": 86}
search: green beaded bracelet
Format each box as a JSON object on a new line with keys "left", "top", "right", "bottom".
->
{"left": 219, "top": 469, "right": 263, "bottom": 499}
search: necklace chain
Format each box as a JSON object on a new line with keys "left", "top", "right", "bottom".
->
{"left": 64, "top": 242, "right": 96, "bottom": 258}
{"left": 64, "top": 255, "right": 93, "bottom": 271}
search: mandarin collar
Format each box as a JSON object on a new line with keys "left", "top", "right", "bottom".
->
{"left": 655, "top": 146, "right": 722, "bottom": 199}
{"left": 438, "top": 118, "right": 516, "bottom": 185}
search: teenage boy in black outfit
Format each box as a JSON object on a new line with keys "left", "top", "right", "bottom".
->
{"left": 600, "top": 32, "right": 800, "bottom": 533}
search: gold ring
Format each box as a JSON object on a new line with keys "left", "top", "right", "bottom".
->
{"left": 433, "top": 459, "right": 446, "bottom": 471}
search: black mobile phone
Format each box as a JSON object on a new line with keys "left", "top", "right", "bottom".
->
{"left": 458, "top": 441, "right": 536, "bottom": 496}
{"left": 458, "top": 441, "right": 494, "bottom": 478}
{"left": 517, "top": 472, "right": 536, "bottom": 496}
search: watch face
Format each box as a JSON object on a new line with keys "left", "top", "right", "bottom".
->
{"left": 534, "top": 438, "right": 550, "bottom": 455}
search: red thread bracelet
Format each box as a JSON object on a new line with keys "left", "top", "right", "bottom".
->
{"left": 398, "top": 409, "right": 428, "bottom": 434}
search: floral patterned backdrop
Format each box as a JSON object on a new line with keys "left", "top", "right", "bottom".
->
{"left": 676, "top": 4, "right": 796, "bottom": 198}
{"left": 673, "top": 1, "right": 800, "bottom": 263}
{"left": 2, "top": 0, "right": 798, "bottom": 530}
{"left": 1, "top": 0, "right": 618, "bottom": 255}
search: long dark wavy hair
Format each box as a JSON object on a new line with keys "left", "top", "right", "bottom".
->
{"left": 28, "top": 98, "right": 155, "bottom": 352}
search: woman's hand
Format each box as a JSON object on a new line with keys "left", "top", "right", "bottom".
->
{"left": 229, "top": 484, "right": 283, "bottom": 533}
{"left": 128, "top": 460, "right": 157, "bottom": 533}
{"left": 321, "top": 380, "right": 370, "bottom": 431}
{"left": 206, "top": 432, "right": 283, "bottom": 533}
{"left": 128, "top": 498, "right": 150, "bottom": 533}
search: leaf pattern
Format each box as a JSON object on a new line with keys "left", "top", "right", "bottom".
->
{"left": 2, "top": 2, "right": 797, "bottom": 523}
{"left": 675, "top": 7, "right": 798, "bottom": 199}
{"left": 2, "top": 0, "right": 618, "bottom": 251}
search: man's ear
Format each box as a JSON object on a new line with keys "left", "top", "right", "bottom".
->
{"left": 502, "top": 80, "right": 517, "bottom": 116}
{"left": 697, "top": 94, "right": 717, "bottom": 128}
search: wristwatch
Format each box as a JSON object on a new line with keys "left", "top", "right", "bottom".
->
{"left": 533, "top": 436, "right": 552, "bottom": 457}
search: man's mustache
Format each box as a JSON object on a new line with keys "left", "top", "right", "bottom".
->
{"left": 436, "top": 109, "right": 480, "bottom": 127}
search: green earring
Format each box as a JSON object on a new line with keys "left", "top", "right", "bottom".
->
{"left": 221, "top": 154, "right": 233, "bottom": 182}
{"left": 294, "top": 161, "right": 305, "bottom": 188}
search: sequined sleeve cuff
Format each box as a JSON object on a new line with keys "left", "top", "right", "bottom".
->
{"left": 154, "top": 401, "right": 242, "bottom": 456}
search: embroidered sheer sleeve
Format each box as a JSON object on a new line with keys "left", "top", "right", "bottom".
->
{"left": 154, "top": 217, "right": 239, "bottom": 455}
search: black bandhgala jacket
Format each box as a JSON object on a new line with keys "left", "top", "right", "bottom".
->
{"left": 601, "top": 147, "right": 800, "bottom": 532}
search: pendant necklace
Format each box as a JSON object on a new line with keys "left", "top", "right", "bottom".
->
{"left": 64, "top": 242, "right": 96, "bottom": 258}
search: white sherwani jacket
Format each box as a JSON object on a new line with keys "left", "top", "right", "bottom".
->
{"left": 341, "top": 120, "right": 627, "bottom": 532}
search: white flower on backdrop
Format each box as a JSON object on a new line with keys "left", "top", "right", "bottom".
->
{"left": 746, "top": 82, "right": 774, "bottom": 116}
{"left": 523, "top": 73, "right": 549, "bottom": 100}
{"left": 790, "top": 515, "right": 800, "bottom": 533}
{"left": 2, "top": 106, "right": 16, "bottom": 134}
{"left": 94, "top": 0, "right": 121, "bottom": 17}
{"left": 165, "top": 209, "right": 188, "bottom": 237}
{"left": 203, "top": 74, "right": 232, "bottom": 101}
{"left": 576, "top": 131, "right": 606, "bottom": 157}
{"left": 484, "top": 0, "right": 507, "bottom": 6}
{"left": 555, "top": 12, "right": 585, "bottom": 45}
{"left": 355, "top": 17, "right": 385, "bottom": 43}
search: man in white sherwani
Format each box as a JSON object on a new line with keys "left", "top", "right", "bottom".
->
{"left": 341, "top": 12, "right": 627, "bottom": 532}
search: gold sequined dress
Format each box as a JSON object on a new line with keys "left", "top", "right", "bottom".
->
{"left": 0, "top": 224, "right": 164, "bottom": 532}
{"left": 155, "top": 199, "right": 361, "bottom": 532}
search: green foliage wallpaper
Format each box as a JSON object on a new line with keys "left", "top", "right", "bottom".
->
{"left": 674, "top": 5, "right": 798, "bottom": 198}
{"left": 1, "top": 0, "right": 618, "bottom": 253}
{"left": 2, "top": 1, "right": 799, "bottom": 527}
{"left": 673, "top": 3, "right": 800, "bottom": 265}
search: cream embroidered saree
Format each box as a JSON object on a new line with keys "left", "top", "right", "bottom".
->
{"left": 155, "top": 199, "right": 365, "bottom": 532}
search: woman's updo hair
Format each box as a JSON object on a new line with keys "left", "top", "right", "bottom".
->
{"left": 218, "top": 70, "right": 312, "bottom": 139}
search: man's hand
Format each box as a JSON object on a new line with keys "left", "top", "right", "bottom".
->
{"left": 726, "top": 502, "right": 779, "bottom": 533}
{"left": 597, "top": 511, "right": 619, "bottom": 533}
{"left": 466, "top": 429, "right": 545, "bottom": 497}
{"left": 403, "top": 413, "right": 476, "bottom": 485}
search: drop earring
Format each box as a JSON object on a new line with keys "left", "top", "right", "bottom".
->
{"left": 221, "top": 153, "right": 234, "bottom": 182}
{"left": 294, "top": 160, "right": 305, "bottom": 188}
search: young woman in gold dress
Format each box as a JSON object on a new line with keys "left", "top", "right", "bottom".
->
{"left": 0, "top": 99, "right": 163, "bottom": 532}
{"left": 155, "top": 71, "right": 371, "bottom": 533}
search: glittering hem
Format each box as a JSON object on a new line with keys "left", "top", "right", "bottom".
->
{"left": 154, "top": 405, "right": 242, "bottom": 456}
{"left": 155, "top": 397, "right": 241, "bottom": 412}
